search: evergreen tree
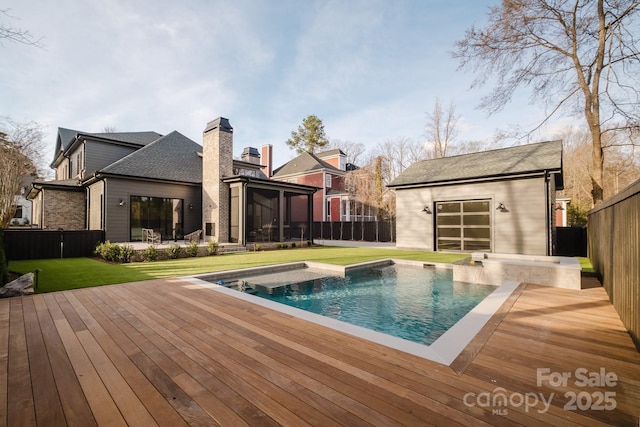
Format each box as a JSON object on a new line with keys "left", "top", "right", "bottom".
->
{"left": 286, "top": 115, "right": 329, "bottom": 154}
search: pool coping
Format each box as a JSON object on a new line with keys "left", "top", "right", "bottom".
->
{"left": 181, "top": 259, "right": 520, "bottom": 366}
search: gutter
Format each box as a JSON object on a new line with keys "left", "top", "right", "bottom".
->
{"left": 387, "top": 170, "right": 562, "bottom": 190}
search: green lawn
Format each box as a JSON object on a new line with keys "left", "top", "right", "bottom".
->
{"left": 8, "top": 246, "right": 469, "bottom": 293}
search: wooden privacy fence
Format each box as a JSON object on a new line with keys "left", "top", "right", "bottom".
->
{"left": 588, "top": 178, "right": 640, "bottom": 352}
{"left": 4, "top": 230, "right": 105, "bottom": 260}
{"left": 313, "top": 221, "right": 396, "bottom": 242}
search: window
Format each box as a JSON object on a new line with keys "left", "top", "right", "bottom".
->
{"left": 12, "top": 205, "right": 23, "bottom": 218}
{"left": 130, "top": 196, "right": 183, "bottom": 241}
{"left": 436, "top": 200, "right": 491, "bottom": 251}
{"left": 325, "top": 174, "right": 332, "bottom": 188}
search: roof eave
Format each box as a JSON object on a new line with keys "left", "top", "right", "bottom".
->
{"left": 387, "top": 169, "right": 562, "bottom": 189}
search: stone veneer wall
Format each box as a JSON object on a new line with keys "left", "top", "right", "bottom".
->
{"left": 42, "top": 189, "right": 85, "bottom": 230}
{"left": 202, "top": 118, "right": 233, "bottom": 243}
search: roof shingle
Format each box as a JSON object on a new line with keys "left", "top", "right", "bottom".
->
{"left": 99, "top": 131, "right": 202, "bottom": 183}
{"left": 388, "top": 140, "right": 563, "bottom": 187}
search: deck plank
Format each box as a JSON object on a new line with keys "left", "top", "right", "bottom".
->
{"left": 1, "top": 277, "right": 638, "bottom": 426}
{"left": 7, "top": 298, "right": 36, "bottom": 427}
{"left": 0, "top": 300, "right": 10, "bottom": 427}
{"left": 34, "top": 295, "right": 97, "bottom": 426}
{"left": 21, "top": 297, "right": 66, "bottom": 426}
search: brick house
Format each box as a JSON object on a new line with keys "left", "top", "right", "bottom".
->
{"left": 270, "top": 149, "right": 374, "bottom": 222}
{"left": 28, "top": 118, "right": 317, "bottom": 244}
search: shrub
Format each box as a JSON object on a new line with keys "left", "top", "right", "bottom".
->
{"left": 207, "top": 241, "right": 219, "bottom": 256}
{"left": 119, "top": 244, "right": 135, "bottom": 263}
{"left": 291, "top": 242, "right": 296, "bottom": 248}
{"left": 143, "top": 245, "right": 157, "bottom": 262}
{"left": 254, "top": 243, "right": 261, "bottom": 251}
{"left": 94, "top": 241, "right": 122, "bottom": 262}
{"left": 186, "top": 240, "right": 199, "bottom": 257}
{"left": 166, "top": 243, "right": 183, "bottom": 259}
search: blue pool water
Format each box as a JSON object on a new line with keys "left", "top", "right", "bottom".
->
{"left": 225, "top": 264, "right": 496, "bottom": 346}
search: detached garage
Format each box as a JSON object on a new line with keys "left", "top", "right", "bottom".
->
{"left": 387, "top": 141, "right": 563, "bottom": 255}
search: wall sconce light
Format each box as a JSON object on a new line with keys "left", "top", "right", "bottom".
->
{"left": 421, "top": 206, "right": 432, "bottom": 214}
{"left": 119, "top": 199, "right": 126, "bottom": 206}
{"left": 189, "top": 203, "right": 193, "bottom": 210}
{"left": 555, "top": 204, "right": 565, "bottom": 211}
{"left": 496, "top": 202, "right": 508, "bottom": 212}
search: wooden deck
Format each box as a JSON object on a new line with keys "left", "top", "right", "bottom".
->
{"left": 1, "top": 277, "right": 638, "bottom": 426}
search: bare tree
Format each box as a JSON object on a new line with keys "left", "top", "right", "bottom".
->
{"left": 425, "top": 98, "right": 460, "bottom": 158}
{"left": 454, "top": 0, "right": 640, "bottom": 205}
{"left": 373, "top": 137, "right": 428, "bottom": 185}
{"left": 558, "top": 127, "right": 639, "bottom": 209}
{"left": 102, "top": 126, "right": 118, "bottom": 133}
{"left": 324, "top": 139, "right": 366, "bottom": 166}
{"left": 1, "top": 9, "right": 42, "bottom": 46}
{"left": 0, "top": 120, "right": 43, "bottom": 228}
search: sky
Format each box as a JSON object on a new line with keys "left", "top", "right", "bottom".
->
{"left": 1, "top": 0, "right": 578, "bottom": 170}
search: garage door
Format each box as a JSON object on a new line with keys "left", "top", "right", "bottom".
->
{"left": 436, "top": 200, "right": 491, "bottom": 251}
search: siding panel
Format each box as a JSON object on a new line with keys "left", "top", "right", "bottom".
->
{"left": 104, "top": 178, "right": 202, "bottom": 242}
{"left": 84, "top": 140, "right": 138, "bottom": 178}
{"left": 395, "top": 178, "right": 548, "bottom": 255}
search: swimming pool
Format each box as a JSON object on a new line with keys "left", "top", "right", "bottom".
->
{"left": 186, "top": 259, "right": 520, "bottom": 365}
{"left": 220, "top": 264, "right": 495, "bottom": 346}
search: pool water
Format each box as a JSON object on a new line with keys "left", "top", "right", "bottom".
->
{"left": 224, "top": 264, "right": 496, "bottom": 346}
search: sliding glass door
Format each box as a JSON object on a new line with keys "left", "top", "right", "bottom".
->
{"left": 130, "top": 196, "right": 183, "bottom": 241}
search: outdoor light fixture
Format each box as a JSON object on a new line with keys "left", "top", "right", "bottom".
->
{"left": 189, "top": 203, "right": 193, "bottom": 210}
{"left": 119, "top": 199, "right": 126, "bottom": 206}
{"left": 555, "top": 205, "right": 565, "bottom": 211}
{"left": 422, "top": 206, "right": 432, "bottom": 214}
{"left": 496, "top": 202, "right": 508, "bottom": 212}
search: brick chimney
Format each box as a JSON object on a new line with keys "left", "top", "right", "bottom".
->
{"left": 202, "top": 117, "right": 233, "bottom": 243}
{"left": 261, "top": 144, "right": 273, "bottom": 178}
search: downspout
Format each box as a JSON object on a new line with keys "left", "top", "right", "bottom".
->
{"left": 241, "top": 181, "right": 247, "bottom": 245}
{"left": 544, "top": 170, "right": 550, "bottom": 256}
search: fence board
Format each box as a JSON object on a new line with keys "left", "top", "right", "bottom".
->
{"left": 4, "top": 230, "right": 105, "bottom": 260}
{"left": 312, "top": 221, "right": 395, "bottom": 242}
{"left": 588, "top": 178, "right": 640, "bottom": 352}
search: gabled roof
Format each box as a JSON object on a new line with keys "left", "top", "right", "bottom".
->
{"left": 388, "top": 140, "right": 563, "bottom": 188}
{"left": 52, "top": 128, "right": 163, "bottom": 167}
{"left": 316, "top": 148, "right": 345, "bottom": 158}
{"left": 87, "top": 131, "right": 163, "bottom": 146}
{"left": 272, "top": 151, "right": 341, "bottom": 177}
{"left": 56, "top": 128, "right": 80, "bottom": 152}
{"left": 98, "top": 131, "right": 202, "bottom": 184}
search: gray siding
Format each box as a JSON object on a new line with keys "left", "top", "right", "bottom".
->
{"left": 395, "top": 177, "right": 549, "bottom": 255}
{"left": 84, "top": 140, "right": 138, "bottom": 178}
{"left": 104, "top": 177, "right": 202, "bottom": 242}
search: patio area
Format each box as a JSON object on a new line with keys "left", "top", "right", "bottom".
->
{"left": 1, "top": 277, "right": 638, "bottom": 426}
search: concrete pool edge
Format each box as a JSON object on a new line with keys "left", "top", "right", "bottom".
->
{"left": 181, "top": 259, "right": 519, "bottom": 366}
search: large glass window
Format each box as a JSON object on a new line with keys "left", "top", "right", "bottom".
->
{"left": 130, "top": 196, "right": 183, "bottom": 241}
{"left": 436, "top": 200, "right": 491, "bottom": 251}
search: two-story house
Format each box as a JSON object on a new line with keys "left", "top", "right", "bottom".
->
{"left": 28, "top": 118, "right": 317, "bottom": 244}
{"left": 270, "top": 149, "right": 371, "bottom": 222}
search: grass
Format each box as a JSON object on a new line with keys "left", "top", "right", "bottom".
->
{"left": 578, "top": 257, "right": 595, "bottom": 274}
{"left": 9, "top": 246, "right": 469, "bottom": 293}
